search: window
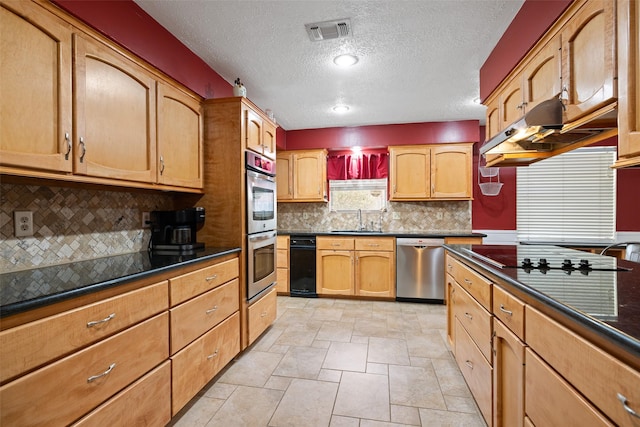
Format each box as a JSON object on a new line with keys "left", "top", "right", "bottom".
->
{"left": 329, "top": 179, "right": 388, "bottom": 212}
{"left": 516, "top": 146, "right": 616, "bottom": 243}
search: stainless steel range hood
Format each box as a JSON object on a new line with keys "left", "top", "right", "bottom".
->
{"left": 480, "top": 98, "right": 618, "bottom": 167}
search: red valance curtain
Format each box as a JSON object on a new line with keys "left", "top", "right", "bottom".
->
{"left": 327, "top": 153, "right": 389, "bottom": 180}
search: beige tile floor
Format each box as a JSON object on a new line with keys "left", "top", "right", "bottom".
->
{"left": 169, "top": 297, "right": 486, "bottom": 427}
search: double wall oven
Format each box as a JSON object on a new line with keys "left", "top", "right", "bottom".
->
{"left": 246, "top": 151, "right": 277, "bottom": 301}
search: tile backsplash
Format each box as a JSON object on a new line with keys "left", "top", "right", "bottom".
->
{"left": 1, "top": 183, "right": 174, "bottom": 273}
{"left": 277, "top": 200, "right": 471, "bottom": 233}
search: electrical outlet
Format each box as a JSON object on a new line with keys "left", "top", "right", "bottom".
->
{"left": 436, "top": 211, "right": 444, "bottom": 220}
{"left": 302, "top": 213, "right": 309, "bottom": 219}
{"left": 392, "top": 212, "right": 401, "bottom": 220}
{"left": 141, "top": 211, "right": 151, "bottom": 228}
{"left": 14, "top": 210, "right": 34, "bottom": 237}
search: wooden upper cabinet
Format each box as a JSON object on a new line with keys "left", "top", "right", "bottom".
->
{"left": 484, "top": 95, "right": 501, "bottom": 140}
{"left": 73, "top": 34, "right": 157, "bottom": 183}
{"left": 431, "top": 143, "right": 473, "bottom": 199}
{"left": 245, "top": 107, "right": 276, "bottom": 160}
{"left": 262, "top": 120, "right": 277, "bottom": 160}
{"left": 276, "top": 152, "right": 293, "bottom": 200}
{"left": 389, "top": 146, "right": 430, "bottom": 200}
{"left": 0, "top": 1, "right": 73, "bottom": 173}
{"left": 499, "top": 77, "right": 524, "bottom": 131}
{"left": 615, "top": 0, "right": 640, "bottom": 167}
{"left": 157, "top": 82, "right": 203, "bottom": 189}
{"left": 522, "top": 35, "right": 562, "bottom": 113}
{"left": 561, "top": 0, "right": 616, "bottom": 122}
{"left": 277, "top": 149, "right": 327, "bottom": 202}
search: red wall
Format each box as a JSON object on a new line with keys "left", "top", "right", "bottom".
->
{"left": 285, "top": 121, "right": 480, "bottom": 150}
{"left": 53, "top": 0, "right": 231, "bottom": 99}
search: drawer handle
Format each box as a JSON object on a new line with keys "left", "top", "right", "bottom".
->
{"left": 206, "top": 305, "right": 219, "bottom": 314}
{"left": 205, "top": 274, "right": 218, "bottom": 282}
{"left": 87, "top": 363, "right": 116, "bottom": 383}
{"left": 464, "top": 278, "right": 472, "bottom": 285}
{"left": 261, "top": 311, "right": 268, "bottom": 317}
{"left": 207, "top": 349, "right": 219, "bottom": 360}
{"left": 464, "top": 312, "right": 473, "bottom": 320}
{"left": 86, "top": 313, "right": 116, "bottom": 328}
{"left": 331, "top": 243, "right": 341, "bottom": 247}
{"left": 499, "top": 305, "right": 513, "bottom": 316}
{"left": 465, "top": 360, "right": 474, "bottom": 370}
{"left": 368, "top": 244, "right": 380, "bottom": 247}
{"left": 617, "top": 393, "right": 640, "bottom": 419}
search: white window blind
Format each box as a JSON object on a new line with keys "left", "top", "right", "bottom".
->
{"left": 516, "top": 146, "right": 616, "bottom": 243}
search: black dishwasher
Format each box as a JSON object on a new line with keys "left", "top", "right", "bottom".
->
{"left": 289, "top": 235, "right": 317, "bottom": 297}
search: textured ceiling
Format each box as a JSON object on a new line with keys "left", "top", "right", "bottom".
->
{"left": 134, "top": 0, "right": 524, "bottom": 131}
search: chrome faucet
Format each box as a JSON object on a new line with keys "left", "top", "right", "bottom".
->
{"left": 357, "top": 209, "right": 365, "bottom": 231}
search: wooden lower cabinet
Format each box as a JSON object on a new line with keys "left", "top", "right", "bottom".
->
{"left": 492, "top": 320, "right": 525, "bottom": 427}
{"left": 451, "top": 281, "right": 492, "bottom": 361}
{"left": 247, "top": 287, "right": 278, "bottom": 344}
{"left": 0, "top": 312, "right": 169, "bottom": 426}
{"left": 170, "top": 278, "right": 239, "bottom": 354}
{"left": 454, "top": 319, "right": 492, "bottom": 424}
{"left": 171, "top": 311, "right": 240, "bottom": 415}
{"left": 276, "top": 235, "right": 290, "bottom": 294}
{"left": 317, "top": 236, "right": 395, "bottom": 297}
{"left": 169, "top": 257, "right": 239, "bottom": 306}
{"left": 72, "top": 361, "right": 171, "bottom": 427}
{"left": 525, "top": 348, "right": 613, "bottom": 426}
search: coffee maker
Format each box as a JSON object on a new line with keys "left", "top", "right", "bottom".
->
{"left": 150, "top": 207, "right": 205, "bottom": 254}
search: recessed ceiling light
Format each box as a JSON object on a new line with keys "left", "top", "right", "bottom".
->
{"left": 332, "top": 104, "right": 350, "bottom": 113}
{"left": 333, "top": 54, "right": 358, "bottom": 67}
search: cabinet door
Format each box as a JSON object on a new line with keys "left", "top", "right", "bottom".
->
{"left": 245, "top": 108, "right": 263, "bottom": 155}
{"left": 262, "top": 120, "right": 277, "bottom": 160}
{"left": 499, "top": 77, "right": 524, "bottom": 129}
{"left": 73, "top": 34, "right": 157, "bottom": 183}
{"left": 0, "top": 1, "right": 73, "bottom": 173}
{"left": 485, "top": 95, "right": 501, "bottom": 140}
{"left": 293, "top": 151, "right": 326, "bottom": 201}
{"left": 276, "top": 153, "right": 294, "bottom": 200}
{"left": 389, "top": 147, "right": 430, "bottom": 200}
{"left": 493, "top": 320, "right": 525, "bottom": 427}
{"left": 157, "top": 82, "right": 203, "bottom": 188}
{"left": 522, "top": 35, "right": 562, "bottom": 112}
{"left": 431, "top": 144, "right": 472, "bottom": 199}
{"left": 355, "top": 251, "right": 395, "bottom": 297}
{"left": 446, "top": 274, "right": 456, "bottom": 352}
{"left": 617, "top": 0, "right": 640, "bottom": 162}
{"left": 561, "top": 0, "right": 616, "bottom": 122}
{"left": 317, "top": 250, "right": 354, "bottom": 295}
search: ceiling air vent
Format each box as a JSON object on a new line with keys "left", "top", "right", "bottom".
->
{"left": 305, "top": 18, "right": 351, "bottom": 42}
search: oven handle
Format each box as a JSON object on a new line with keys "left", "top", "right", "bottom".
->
{"left": 248, "top": 231, "right": 277, "bottom": 242}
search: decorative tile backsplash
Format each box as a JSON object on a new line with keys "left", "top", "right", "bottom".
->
{"left": 0, "top": 183, "right": 174, "bottom": 273}
{"left": 277, "top": 200, "right": 471, "bottom": 233}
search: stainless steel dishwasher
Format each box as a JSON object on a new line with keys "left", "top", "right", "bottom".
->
{"left": 396, "top": 238, "right": 445, "bottom": 303}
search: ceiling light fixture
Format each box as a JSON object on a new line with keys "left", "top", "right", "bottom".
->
{"left": 333, "top": 54, "right": 358, "bottom": 67}
{"left": 332, "top": 104, "right": 350, "bottom": 113}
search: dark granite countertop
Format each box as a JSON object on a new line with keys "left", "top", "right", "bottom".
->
{"left": 0, "top": 247, "right": 241, "bottom": 318}
{"left": 278, "top": 229, "right": 486, "bottom": 238}
{"left": 444, "top": 244, "right": 640, "bottom": 362}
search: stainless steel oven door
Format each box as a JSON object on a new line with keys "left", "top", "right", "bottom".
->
{"left": 247, "top": 230, "right": 277, "bottom": 300}
{"left": 246, "top": 170, "right": 276, "bottom": 235}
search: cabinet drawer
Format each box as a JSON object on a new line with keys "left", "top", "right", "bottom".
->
{"left": 247, "top": 286, "right": 277, "bottom": 344}
{"left": 317, "top": 237, "right": 354, "bottom": 250}
{"left": 526, "top": 306, "right": 640, "bottom": 427}
{"left": 525, "top": 348, "right": 613, "bottom": 427}
{"left": 170, "top": 257, "right": 239, "bottom": 306}
{"left": 445, "top": 254, "right": 492, "bottom": 310}
{"left": 455, "top": 319, "right": 492, "bottom": 425}
{"left": 171, "top": 312, "right": 240, "bottom": 415}
{"left": 170, "top": 278, "right": 239, "bottom": 354}
{"left": 453, "top": 282, "right": 492, "bottom": 362}
{"left": 492, "top": 285, "right": 525, "bottom": 340}
{"left": 0, "top": 312, "right": 169, "bottom": 426}
{"left": 355, "top": 237, "right": 395, "bottom": 251}
{"left": 0, "top": 281, "right": 168, "bottom": 383}
{"left": 72, "top": 361, "right": 171, "bottom": 427}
